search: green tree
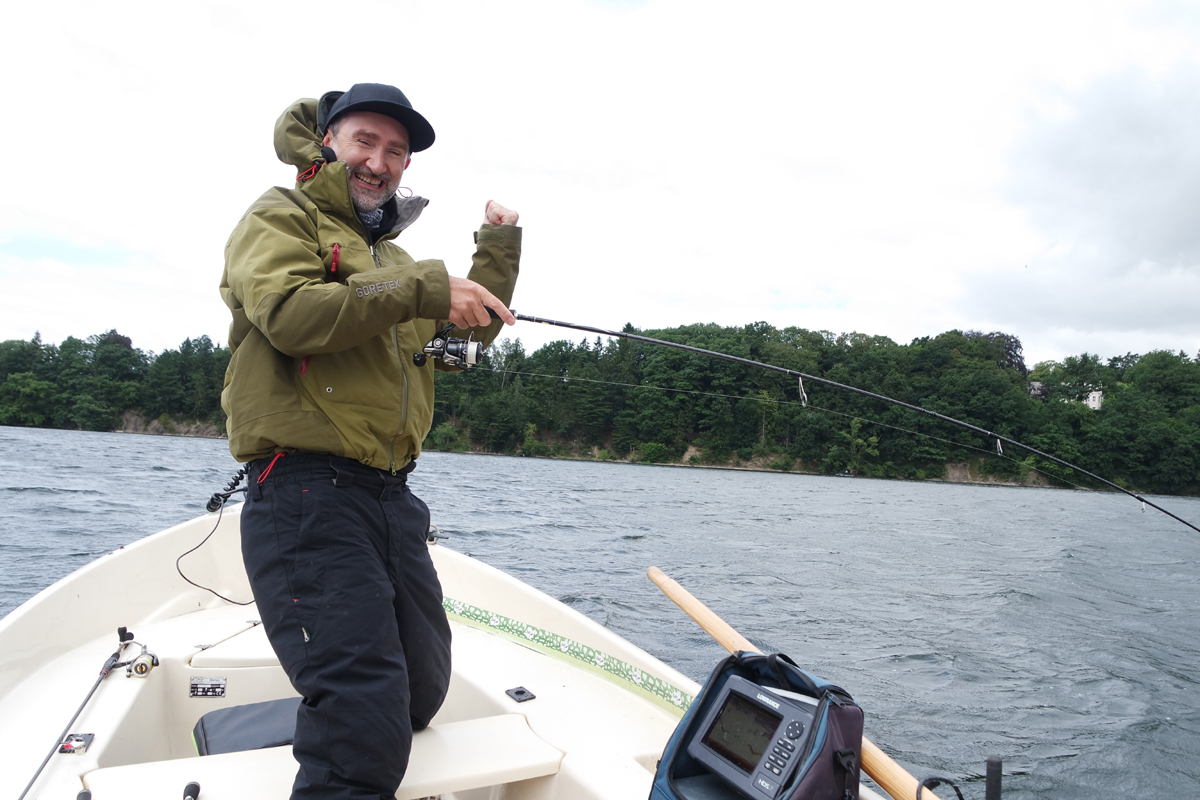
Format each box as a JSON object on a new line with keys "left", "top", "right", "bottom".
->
{"left": 67, "top": 394, "right": 119, "bottom": 431}
{"left": 0, "top": 372, "right": 56, "bottom": 426}
{"left": 426, "top": 420, "right": 467, "bottom": 452}
{"left": 755, "top": 389, "right": 779, "bottom": 444}
{"left": 639, "top": 442, "right": 669, "bottom": 463}
{"left": 824, "top": 418, "right": 880, "bottom": 474}
{"left": 45, "top": 331, "right": 146, "bottom": 429}
{"left": 0, "top": 334, "right": 45, "bottom": 379}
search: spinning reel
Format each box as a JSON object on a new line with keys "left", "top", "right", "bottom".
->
{"left": 115, "top": 627, "right": 159, "bottom": 678}
{"left": 127, "top": 644, "right": 160, "bottom": 678}
{"left": 414, "top": 323, "right": 485, "bottom": 370}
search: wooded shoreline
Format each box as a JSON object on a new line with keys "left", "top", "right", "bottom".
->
{"left": 5, "top": 322, "right": 1199, "bottom": 496}
{"left": 107, "top": 415, "right": 1055, "bottom": 490}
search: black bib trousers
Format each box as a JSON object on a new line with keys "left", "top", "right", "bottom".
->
{"left": 241, "top": 453, "right": 452, "bottom": 800}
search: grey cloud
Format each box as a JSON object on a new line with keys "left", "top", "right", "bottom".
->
{"left": 958, "top": 261, "right": 1200, "bottom": 363}
{"left": 1007, "top": 67, "right": 1200, "bottom": 270}
{"left": 970, "top": 262, "right": 1200, "bottom": 335}
{"left": 959, "top": 66, "right": 1200, "bottom": 358}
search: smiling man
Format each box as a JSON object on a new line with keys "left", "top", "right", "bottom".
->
{"left": 219, "top": 83, "right": 520, "bottom": 800}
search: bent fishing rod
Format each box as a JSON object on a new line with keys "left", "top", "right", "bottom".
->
{"left": 436, "top": 309, "right": 1200, "bottom": 536}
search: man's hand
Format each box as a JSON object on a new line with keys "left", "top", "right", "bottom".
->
{"left": 448, "top": 276, "right": 516, "bottom": 328}
{"left": 484, "top": 200, "right": 519, "bottom": 226}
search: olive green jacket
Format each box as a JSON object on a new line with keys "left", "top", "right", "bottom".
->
{"left": 220, "top": 98, "right": 519, "bottom": 472}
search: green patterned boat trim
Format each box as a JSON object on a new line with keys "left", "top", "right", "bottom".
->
{"left": 443, "top": 596, "right": 693, "bottom": 716}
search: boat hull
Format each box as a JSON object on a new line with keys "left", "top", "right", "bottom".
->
{"left": 0, "top": 506, "right": 699, "bottom": 799}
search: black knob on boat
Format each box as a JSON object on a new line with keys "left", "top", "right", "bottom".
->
{"left": 985, "top": 755, "right": 1002, "bottom": 800}
{"left": 183, "top": 781, "right": 201, "bottom": 800}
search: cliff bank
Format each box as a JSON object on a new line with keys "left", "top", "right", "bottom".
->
{"left": 117, "top": 411, "right": 226, "bottom": 439}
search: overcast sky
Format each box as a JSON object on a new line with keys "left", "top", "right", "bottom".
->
{"left": 3, "top": 0, "right": 1199, "bottom": 366}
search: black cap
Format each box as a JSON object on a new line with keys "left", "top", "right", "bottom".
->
{"left": 317, "top": 83, "right": 436, "bottom": 152}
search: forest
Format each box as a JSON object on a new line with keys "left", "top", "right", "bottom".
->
{"left": 428, "top": 323, "right": 1200, "bottom": 495}
{"left": 2, "top": 323, "right": 1199, "bottom": 495}
{"left": 0, "top": 331, "right": 228, "bottom": 432}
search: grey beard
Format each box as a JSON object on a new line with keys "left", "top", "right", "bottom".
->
{"left": 348, "top": 184, "right": 393, "bottom": 215}
{"left": 347, "top": 165, "right": 398, "bottom": 214}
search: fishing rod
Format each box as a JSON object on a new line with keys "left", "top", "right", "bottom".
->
{"left": 477, "top": 363, "right": 1106, "bottom": 493}
{"left": 436, "top": 310, "right": 1200, "bottom": 535}
{"left": 18, "top": 627, "right": 159, "bottom": 800}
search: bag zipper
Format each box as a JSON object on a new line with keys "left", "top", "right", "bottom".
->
{"left": 787, "top": 691, "right": 832, "bottom": 789}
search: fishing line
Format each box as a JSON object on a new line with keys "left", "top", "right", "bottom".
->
{"left": 475, "top": 365, "right": 1096, "bottom": 492}
{"left": 502, "top": 312, "right": 1200, "bottom": 534}
{"left": 802, "top": 404, "right": 1097, "bottom": 493}
{"left": 484, "top": 365, "right": 799, "bottom": 405}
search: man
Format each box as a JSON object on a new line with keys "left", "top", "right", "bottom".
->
{"left": 219, "top": 83, "right": 520, "bottom": 800}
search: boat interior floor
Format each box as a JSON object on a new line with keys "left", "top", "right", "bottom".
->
{"left": 3, "top": 602, "right": 678, "bottom": 800}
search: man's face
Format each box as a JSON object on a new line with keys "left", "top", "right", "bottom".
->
{"left": 322, "top": 111, "right": 411, "bottom": 213}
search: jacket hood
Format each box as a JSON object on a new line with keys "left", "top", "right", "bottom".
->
{"left": 275, "top": 97, "right": 326, "bottom": 172}
{"left": 273, "top": 97, "right": 428, "bottom": 236}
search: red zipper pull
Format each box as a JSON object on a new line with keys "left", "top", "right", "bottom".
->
{"left": 296, "top": 162, "right": 323, "bottom": 182}
{"left": 257, "top": 452, "right": 286, "bottom": 484}
{"left": 300, "top": 355, "right": 312, "bottom": 375}
{"left": 331, "top": 243, "right": 341, "bottom": 278}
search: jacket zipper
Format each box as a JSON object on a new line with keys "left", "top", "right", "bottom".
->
{"left": 390, "top": 324, "right": 409, "bottom": 475}
{"left": 374, "top": 244, "right": 409, "bottom": 475}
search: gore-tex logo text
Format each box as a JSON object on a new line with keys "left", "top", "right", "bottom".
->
{"left": 355, "top": 281, "right": 400, "bottom": 298}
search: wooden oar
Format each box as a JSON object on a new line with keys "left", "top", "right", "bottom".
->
{"left": 647, "top": 566, "right": 941, "bottom": 800}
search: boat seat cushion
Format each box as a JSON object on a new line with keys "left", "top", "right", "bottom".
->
{"left": 193, "top": 697, "right": 302, "bottom": 756}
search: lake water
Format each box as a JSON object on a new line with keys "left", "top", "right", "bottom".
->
{"left": 2, "top": 425, "right": 1199, "bottom": 799}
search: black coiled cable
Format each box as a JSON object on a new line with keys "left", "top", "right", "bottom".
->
{"left": 206, "top": 467, "right": 247, "bottom": 512}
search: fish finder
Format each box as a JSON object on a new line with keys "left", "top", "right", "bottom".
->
{"left": 685, "top": 675, "right": 817, "bottom": 799}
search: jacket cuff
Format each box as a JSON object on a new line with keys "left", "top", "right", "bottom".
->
{"left": 474, "top": 223, "right": 522, "bottom": 245}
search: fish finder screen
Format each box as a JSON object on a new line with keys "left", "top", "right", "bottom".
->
{"left": 701, "top": 692, "right": 782, "bottom": 774}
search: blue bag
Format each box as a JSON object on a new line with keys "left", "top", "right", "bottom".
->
{"left": 650, "top": 651, "right": 863, "bottom": 800}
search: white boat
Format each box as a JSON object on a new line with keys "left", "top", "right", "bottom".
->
{"left": 0, "top": 505, "right": 890, "bottom": 800}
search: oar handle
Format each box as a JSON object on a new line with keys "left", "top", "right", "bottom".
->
{"left": 647, "top": 567, "right": 757, "bottom": 653}
{"left": 647, "top": 566, "right": 942, "bottom": 800}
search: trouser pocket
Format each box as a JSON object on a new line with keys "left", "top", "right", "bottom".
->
{"left": 241, "top": 478, "right": 330, "bottom": 671}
